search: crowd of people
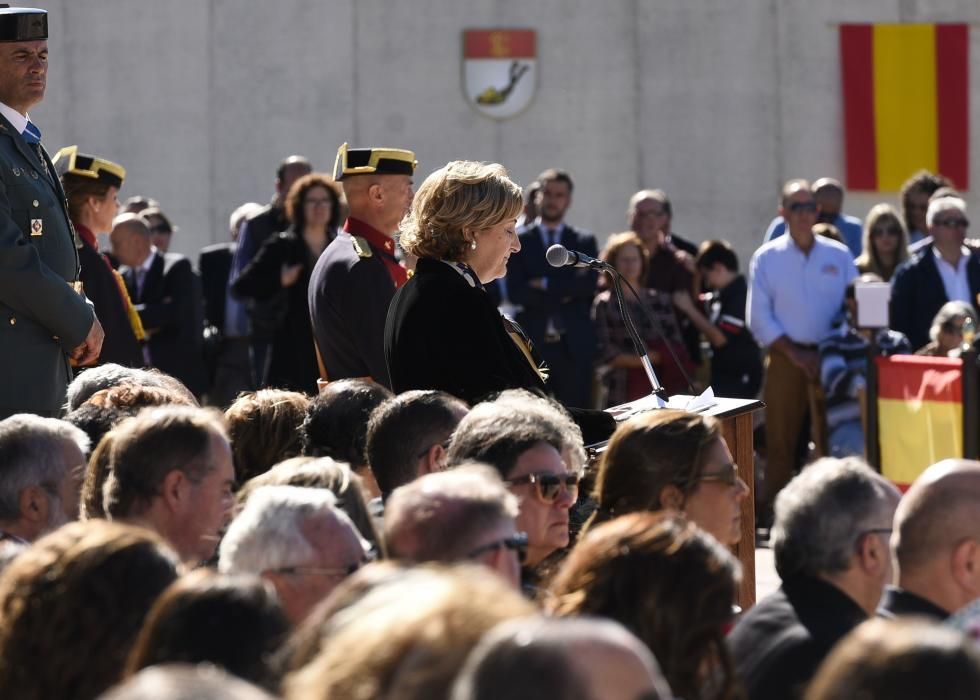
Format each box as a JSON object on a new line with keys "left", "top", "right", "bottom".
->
{"left": 4, "top": 6, "right": 980, "bottom": 700}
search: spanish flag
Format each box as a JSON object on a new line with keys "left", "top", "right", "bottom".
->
{"left": 840, "top": 24, "right": 969, "bottom": 192}
{"left": 877, "top": 355, "right": 963, "bottom": 490}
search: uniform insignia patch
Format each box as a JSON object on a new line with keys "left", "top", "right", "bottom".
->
{"left": 352, "top": 235, "right": 373, "bottom": 258}
{"left": 30, "top": 218, "right": 42, "bottom": 236}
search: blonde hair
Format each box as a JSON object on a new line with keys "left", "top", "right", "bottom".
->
{"left": 399, "top": 161, "right": 522, "bottom": 261}
{"left": 855, "top": 203, "right": 909, "bottom": 281}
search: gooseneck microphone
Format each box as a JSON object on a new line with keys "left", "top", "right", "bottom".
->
{"left": 546, "top": 244, "right": 610, "bottom": 271}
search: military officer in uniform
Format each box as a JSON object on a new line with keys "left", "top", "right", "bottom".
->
{"left": 308, "top": 143, "right": 416, "bottom": 388}
{"left": 0, "top": 7, "right": 104, "bottom": 418}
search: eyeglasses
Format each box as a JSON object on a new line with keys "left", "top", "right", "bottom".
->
{"left": 934, "top": 217, "right": 969, "bottom": 229}
{"left": 269, "top": 553, "right": 374, "bottom": 578}
{"left": 871, "top": 226, "right": 902, "bottom": 238}
{"left": 507, "top": 472, "right": 580, "bottom": 504}
{"left": 787, "top": 201, "right": 817, "bottom": 214}
{"left": 677, "top": 462, "right": 741, "bottom": 488}
{"left": 467, "top": 531, "right": 529, "bottom": 563}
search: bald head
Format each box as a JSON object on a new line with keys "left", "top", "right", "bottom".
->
{"left": 110, "top": 213, "right": 152, "bottom": 267}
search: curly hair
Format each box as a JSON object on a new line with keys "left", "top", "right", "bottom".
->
{"left": 399, "top": 161, "right": 522, "bottom": 261}
{"left": 0, "top": 520, "right": 180, "bottom": 700}
{"left": 225, "top": 389, "right": 310, "bottom": 482}
{"left": 585, "top": 409, "right": 721, "bottom": 533}
{"left": 601, "top": 231, "right": 650, "bottom": 281}
{"left": 549, "top": 512, "right": 741, "bottom": 700}
{"left": 284, "top": 172, "right": 344, "bottom": 233}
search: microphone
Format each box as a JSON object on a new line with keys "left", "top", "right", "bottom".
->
{"left": 546, "top": 244, "right": 609, "bottom": 270}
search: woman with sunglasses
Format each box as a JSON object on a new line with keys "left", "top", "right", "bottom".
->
{"left": 854, "top": 204, "right": 909, "bottom": 282}
{"left": 584, "top": 409, "right": 748, "bottom": 546}
{"left": 549, "top": 511, "right": 742, "bottom": 700}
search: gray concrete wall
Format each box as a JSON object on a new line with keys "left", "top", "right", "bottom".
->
{"left": 29, "top": 0, "right": 980, "bottom": 268}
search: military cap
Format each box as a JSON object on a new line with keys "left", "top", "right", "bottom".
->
{"left": 333, "top": 142, "right": 417, "bottom": 181}
{"left": 0, "top": 6, "right": 46, "bottom": 42}
{"left": 52, "top": 145, "right": 126, "bottom": 189}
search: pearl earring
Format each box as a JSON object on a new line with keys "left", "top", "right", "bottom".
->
{"left": 470, "top": 240, "right": 477, "bottom": 250}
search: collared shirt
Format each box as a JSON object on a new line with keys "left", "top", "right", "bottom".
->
{"left": 763, "top": 213, "right": 864, "bottom": 258}
{"left": 748, "top": 234, "right": 857, "bottom": 346}
{"left": 0, "top": 100, "right": 30, "bottom": 135}
{"left": 135, "top": 247, "right": 159, "bottom": 299}
{"left": 933, "top": 245, "right": 972, "bottom": 304}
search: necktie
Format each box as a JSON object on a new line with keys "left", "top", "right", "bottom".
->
{"left": 21, "top": 121, "right": 50, "bottom": 180}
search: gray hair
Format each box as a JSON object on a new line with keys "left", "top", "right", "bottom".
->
{"left": 0, "top": 414, "right": 90, "bottom": 521}
{"left": 219, "top": 485, "right": 366, "bottom": 575}
{"left": 451, "top": 616, "right": 672, "bottom": 700}
{"left": 99, "top": 664, "right": 276, "bottom": 700}
{"left": 771, "top": 457, "right": 900, "bottom": 580}
{"left": 384, "top": 463, "right": 519, "bottom": 562}
{"left": 490, "top": 390, "right": 587, "bottom": 473}
{"left": 929, "top": 300, "right": 977, "bottom": 343}
{"left": 64, "top": 364, "right": 166, "bottom": 411}
{"left": 926, "top": 196, "right": 967, "bottom": 227}
{"left": 229, "top": 202, "right": 262, "bottom": 237}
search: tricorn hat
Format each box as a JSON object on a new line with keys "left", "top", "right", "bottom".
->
{"left": 52, "top": 145, "right": 126, "bottom": 189}
{"left": 0, "top": 6, "right": 46, "bottom": 42}
{"left": 333, "top": 142, "right": 417, "bottom": 181}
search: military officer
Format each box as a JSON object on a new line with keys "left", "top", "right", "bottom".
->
{"left": 308, "top": 143, "right": 416, "bottom": 388}
{"left": 0, "top": 7, "right": 104, "bottom": 418}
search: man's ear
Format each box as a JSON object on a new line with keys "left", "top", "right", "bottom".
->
{"left": 857, "top": 531, "right": 890, "bottom": 577}
{"left": 18, "top": 485, "right": 49, "bottom": 524}
{"left": 951, "top": 539, "right": 980, "bottom": 594}
{"left": 420, "top": 442, "right": 445, "bottom": 476}
{"left": 659, "top": 484, "right": 684, "bottom": 510}
{"left": 367, "top": 181, "right": 385, "bottom": 205}
{"left": 160, "top": 470, "right": 189, "bottom": 514}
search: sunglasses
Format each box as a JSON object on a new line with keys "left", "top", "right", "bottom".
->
{"left": 467, "top": 531, "right": 529, "bottom": 563}
{"left": 787, "top": 201, "right": 817, "bottom": 214}
{"left": 269, "top": 549, "right": 376, "bottom": 578}
{"left": 871, "top": 226, "right": 902, "bottom": 238}
{"left": 676, "top": 462, "right": 741, "bottom": 488}
{"left": 935, "top": 217, "right": 969, "bottom": 229}
{"left": 507, "top": 472, "right": 580, "bottom": 503}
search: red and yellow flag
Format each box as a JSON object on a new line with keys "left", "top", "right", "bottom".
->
{"left": 840, "top": 23, "right": 969, "bottom": 192}
{"left": 877, "top": 355, "right": 963, "bottom": 490}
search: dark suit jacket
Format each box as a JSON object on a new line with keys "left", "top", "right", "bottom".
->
{"left": 506, "top": 222, "right": 599, "bottom": 358}
{"left": 123, "top": 251, "right": 207, "bottom": 397}
{"left": 0, "top": 115, "right": 93, "bottom": 417}
{"left": 876, "top": 585, "right": 949, "bottom": 621}
{"left": 889, "top": 245, "right": 980, "bottom": 351}
{"left": 199, "top": 241, "right": 234, "bottom": 331}
{"left": 78, "top": 239, "right": 142, "bottom": 368}
{"left": 728, "top": 575, "right": 868, "bottom": 700}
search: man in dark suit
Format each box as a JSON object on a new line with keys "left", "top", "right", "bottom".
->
{"left": 111, "top": 214, "right": 207, "bottom": 397}
{"left": 0, "top": 7, "right": 103, "bottom": 418}
{"left": 506, "top": 169, "right": 597, "bottom": 407}
{"left": 890, "top": 195, "right": 980, "bottom": 351}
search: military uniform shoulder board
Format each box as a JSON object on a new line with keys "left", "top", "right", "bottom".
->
{"left": 351, "top": 235, "right": 373, "bottom": 259}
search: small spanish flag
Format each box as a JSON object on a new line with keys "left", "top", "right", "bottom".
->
{"left": 840, "top": 23, "right": 969, "bottom": 192}
{"left": 877, "top": 355, "right": 963, "bottom": 490}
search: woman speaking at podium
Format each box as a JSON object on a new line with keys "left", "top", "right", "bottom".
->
{"left": 384, "top": 161, "right": 614, "bottom": 445}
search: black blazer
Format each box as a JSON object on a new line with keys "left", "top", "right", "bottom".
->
{"left": 78, "top": 241, "right": 142, "bottom": 368}
{"left": 123, "top": 251, "right": 207, "bottom": 397}
{"left": 889, "top": 245, "right": 980, "bottom": 351}
{"left": 199, "top": 241, "right": 234, "bottom": 331}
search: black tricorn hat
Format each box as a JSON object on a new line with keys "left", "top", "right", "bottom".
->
{"left": 52, "top": 145, "right": 126, "bottom": 189}
{"left": 0, "top": 6, "right": 47, "bottom": 42}
{"left": 333, "top": 142, "right": 417, "bottom": 181}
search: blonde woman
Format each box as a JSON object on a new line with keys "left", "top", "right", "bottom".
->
{"left": 854, "top": 203, "right": 909, "bottom": 281}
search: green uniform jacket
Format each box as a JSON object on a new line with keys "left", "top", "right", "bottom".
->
{"left": 0, "top": 114, "right": 94, "bottom": 418}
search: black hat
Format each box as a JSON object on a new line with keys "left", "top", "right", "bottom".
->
{"left": 52, "top": 146, "right": 126, "bottom": 189}
{"left": 333, "top": 142, "right": 417, "bottom": 181}
{"left": 0, "top": 6, "right": 46, "bottom": 42}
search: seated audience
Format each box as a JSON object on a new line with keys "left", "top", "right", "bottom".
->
{"left": 854, "top": 203, "right": 909, "bottom": 282}
{"left": 879, "top": 459, "right": 980, "bottom": 620}
{"left": 125, "top": 569, "right": 289, "bottom": 692}
{"left": 916, "top": 300, "right": 977, "bottom": 356}
{"left": 593, "top": 231, "right": 693, "bottom": 403}
{"left": 99, "top": 664, "right": 276, "bottom": 700}
{"left": 384, "top": 463, "right": 524, "bottom": 589}
{"left": 64, "top": 403, "right": 126, "bottom": 458}
{"left": 451, "top": 616, "right": 673, "bottom": 700}
{"left": 301, "top": 378, "right": 393, "bottom": 498}
{"left": 219, "top": 485, "right": 370, "bottom": 626}
{"left": 805, "top": 618, "right": 980, "bottom": 700}
{"left": 364, "top": 389, "right": 469, "bottom": 503}
{"left": 65, "top": 363, "right": 175, "bottom": 411}
{"left": 225, "top": 389, "right": 309, "bottom": 482}
{"left": 0, "top": 521, "right": 180, "bottom": 700}
{"left": 550, "top": 512, "right": 740, "bottom": 700}
{"left": 103, "top": 406, "right": 236, "bottom": 564}
{"left": 728, "top": 457, "right": 901, "bottom": 700}
{"left": 0, "top": 414, "right": 89, "bottom": 542}
{"left": 585, "top": 409, "right": 748, "bottom": 546}
{"left": 282, "top": 564, "right": 534, "bottom": 700}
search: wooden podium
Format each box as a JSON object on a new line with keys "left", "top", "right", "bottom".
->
{"left": 588, "top": 395, "right": 765, "bottom": 608}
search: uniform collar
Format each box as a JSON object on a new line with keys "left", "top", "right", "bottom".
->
{"left": 74, "top": 223, "right": 98, "bottom": 249}
{"left": 0, "top": 100, "right": 29, "bottom": 135}
{"left": 344, "top": 217, "right": 397, "bottom": 257}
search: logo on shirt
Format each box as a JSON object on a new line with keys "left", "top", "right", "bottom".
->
{"left": 821, "top": 264, "right": 840, "bottom": 276}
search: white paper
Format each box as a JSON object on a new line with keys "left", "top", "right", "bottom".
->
{"left": 855, "top": 282, "right": 891, "bottom": 328}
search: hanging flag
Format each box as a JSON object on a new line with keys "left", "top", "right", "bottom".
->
{"left": 876, "top": 355, "right": 963, "bottom": 490}
{"left": 840, "top": 23, "right": 969, "bottom": 192}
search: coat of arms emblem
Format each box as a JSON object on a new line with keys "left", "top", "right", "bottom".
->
{"left": 463, "top": 29, "right": 537, "bottom": 119}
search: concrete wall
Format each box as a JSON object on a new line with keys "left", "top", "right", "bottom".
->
{"left": 30, "top": 0, "right": 980, "bottom": 267}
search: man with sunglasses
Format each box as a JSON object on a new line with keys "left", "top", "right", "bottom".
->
{"left": 748, "top": 179, "right": 857, "bottom": 522}
{"left": 762, "top": 178, "right": 864, "bottom": 257}
{"left": 889, "top": 196, "right": 980, "bottom": 351}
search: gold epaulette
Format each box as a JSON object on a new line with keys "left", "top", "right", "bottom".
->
{"left": 352, "top": 235, "right": 373, "bottom": 259}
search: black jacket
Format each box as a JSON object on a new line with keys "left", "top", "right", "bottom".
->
{"left": 199, "top": 241, "right": 234, "bottom": 332}
{"left": 78, "top": 239, "right": 142, "bottom": 368}
{"left": 876, "top": 585, "right": 949, "bottom": 621}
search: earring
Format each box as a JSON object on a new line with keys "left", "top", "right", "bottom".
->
{"left": 470, "top": 240, "right": 477, "bottom": 250}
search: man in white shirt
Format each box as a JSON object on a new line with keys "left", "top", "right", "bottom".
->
{"left": 748, "top": 179, "right": 857, "bottom": 517}
{"left": 890, "top": 196, "right": 980, "bottom": 351}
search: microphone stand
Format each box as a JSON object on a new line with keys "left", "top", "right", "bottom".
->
{"left": 604, "top": 265, "right": 669, "bottom": 401}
